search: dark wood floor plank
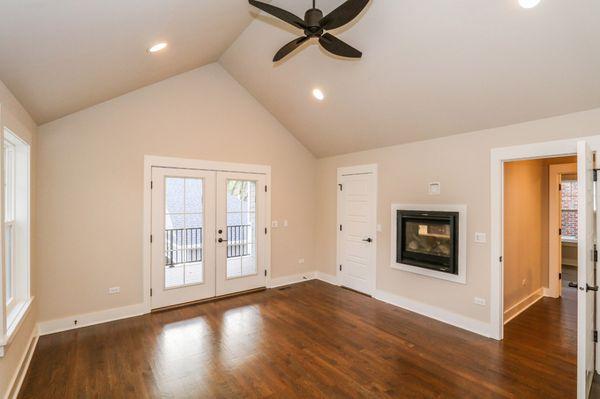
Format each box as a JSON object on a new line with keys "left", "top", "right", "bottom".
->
{"left": 19, "top": 280, "right": 578, "bottom": 398}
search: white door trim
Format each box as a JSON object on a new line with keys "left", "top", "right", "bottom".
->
{"left": 336, "top": 164, "right": 378, "bottom": 295}
{"left": 548, "top": 162, "right": 577, "bottom": 299}
{"left": 490, "top": 135, "right": 600, "bottom": 342}
{"left": 143, "top": 155, "right": 271, "bottom": 313}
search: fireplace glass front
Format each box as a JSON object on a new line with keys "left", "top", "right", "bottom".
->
{"left": 396, "top": 210, "right": 459, "bottom": 275}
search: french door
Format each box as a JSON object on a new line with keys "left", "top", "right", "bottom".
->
{"left": 216, "top": 172, "right": 267, "bottom": 296}
{"left": 151, "top": 167, "right": 267, "bottom": 309}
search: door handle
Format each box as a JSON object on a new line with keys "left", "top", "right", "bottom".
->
{"left": 362, "top": 238, "right": 373, "bottom": 243}
{"left": 568, "top": 282, "right": 599, "bottom": 292}
{"left": 218, "top": 238, "right": 228, "bottom": 243}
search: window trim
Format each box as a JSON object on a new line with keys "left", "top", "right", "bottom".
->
{"left": 0, "top": 127, "right": 32, "bottom": 357}
{"left": 560, "top": 179, "right": 578, "bottom": 242}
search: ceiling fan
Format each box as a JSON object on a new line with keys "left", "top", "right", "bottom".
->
{"left": 249, "top": 0, "right": 369, "bottom": 62}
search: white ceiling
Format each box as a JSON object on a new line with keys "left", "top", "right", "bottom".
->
{"left": 0, "top": 0, "right": 254, "bottom": 124}
{"left": 222, "top": 0, "right": 600, "bottom": 157}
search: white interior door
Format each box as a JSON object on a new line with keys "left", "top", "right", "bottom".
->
{"left": 577, "top": 140, "right": 595, "bottom": 399}
{"left": 151, "top": 167, "right": 216, "bottom": 309}
{"left": 338, "top": 168, "right": 377, "bottom": 295}
{"left": 216, "top": 172, "right": 267, "bottom": 296}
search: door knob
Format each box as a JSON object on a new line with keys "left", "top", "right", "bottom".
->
{"left": 218, "top": 238, "right": 228, "bottom": 243}
{"left": 362, "top": 238, "right": 373, "bottom": 243}
{"left": 568, "top": 282, "right": 599, "bottom": 292}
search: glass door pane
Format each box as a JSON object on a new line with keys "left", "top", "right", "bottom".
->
{"left": 151, "top": 167, "right": 216, "bottom": 309}
{"left": 164, "top": 177, "right": 204, "bottom": 288}
{"left": 226, "top": 180, "right": 257, "bottom": 279}
{"left": 216, "top": 171, "right": 266, "bottom": 296}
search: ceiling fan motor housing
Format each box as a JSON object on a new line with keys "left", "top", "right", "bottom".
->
{"left": 304, "top": 8, "right": 324, "bottom": 36}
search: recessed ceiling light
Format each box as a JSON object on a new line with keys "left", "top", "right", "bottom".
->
{"left": 312, "top": 88, "right": 325, "bottom": 101}
{"left": 519, "top": 0, "right": 541, "bottom": 8}
{"left": 148, "top": 42, "right": 168, "bottom": 53}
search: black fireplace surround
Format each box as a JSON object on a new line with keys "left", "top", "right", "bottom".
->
{"left": 396, "top": 210, "right": 459, "bottom": 275}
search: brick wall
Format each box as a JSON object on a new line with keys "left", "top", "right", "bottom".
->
{"left": 561, "top": 180, "right": 578, "bottom": 238}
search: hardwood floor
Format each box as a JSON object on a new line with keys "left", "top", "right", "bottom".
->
{"left": 19, "top": 280, "right": 578, "bottom": 398}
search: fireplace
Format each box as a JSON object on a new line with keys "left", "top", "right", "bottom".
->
{"left": 396, "top": 210, "right": 459, "bottom": 275}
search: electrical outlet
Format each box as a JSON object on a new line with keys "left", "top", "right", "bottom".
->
{"left": 522, "top": 279, "right": 527, "bottom": 287}
{"left": 271, "top": 220, "right": 279, "bottom": 228}
{"left": 474, "top": 297, "right": 486, "bottom": 306}
{"left": 283, "top": 220, "right": 289, "bottom": 227}
{"left": 108, "top": 286, "right": 120, "bottom": 295}
{"left": 298, "top": 258, "right": 305, "bottom": 264}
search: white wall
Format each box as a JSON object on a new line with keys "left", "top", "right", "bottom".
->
{"left": 315, "top": 108, "right": 600, "bottom": 329}
{"left": 36, "top": 63, "right": 317, "bottom": 322}
{"left": 0, "top": 80, "right": 37, "bottom": 399}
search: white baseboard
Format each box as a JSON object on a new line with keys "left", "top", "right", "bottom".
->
{"left": 503, "top": 288, "right": 543, "bottom": 325}
{"left": 267, "top": 271, "right": 316, "bottom": 288}
{"left": 37, "top": 273, "right": 320, "bottom": 337}
{"left": 36, "top": 271, "right": 491, "bottom": 344}
{"left": 542, "top": 287, "right": 557, "bottom": 298}
{"left": 37, "top": 303, "right": 147, "bottom": 336}
{"left": 373, "top": 289, "right": 491, "bottom": 338}
{"left": 5, "top": 330, "right": 38, "bottom": 399}
{"left": 314, "top": 272, "right": 339, "bottom": 286}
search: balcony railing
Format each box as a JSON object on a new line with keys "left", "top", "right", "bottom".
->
{"left": 165, "top": 227, "right": 203, "bottom": 267}
{"left": 165, "top": 225, "right": 253, "bottom": 267}
{"left": 227, "top": 225, "right": 252, "bottom": 258}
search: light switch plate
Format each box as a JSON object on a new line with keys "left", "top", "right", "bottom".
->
{"left": 474, "top": 232, "right": 487, "bottom": 243}
{"left": 271, "top": 220, "right": 278, "bottom": 228}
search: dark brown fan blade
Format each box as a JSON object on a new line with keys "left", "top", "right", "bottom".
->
{"left": 320, "top": 0, "right": 369, "bottom": 30}
{"left": 273, "top": 36, "right": 310, "bottom": 62}
{"left": 249, "top": 0, "right": 307, "bottom": 30}
{"left": 318, "top": 33, "right": 362, "bottom": 58}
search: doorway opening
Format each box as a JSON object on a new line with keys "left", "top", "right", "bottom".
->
{"left": 491, "top": 138, "right": 599, "bottom": 399}
{"left": 503, "top": 156, "right": 577, "bottom": 324}
{"left": 502, "top": 155, "right": 579, "bottom": 396}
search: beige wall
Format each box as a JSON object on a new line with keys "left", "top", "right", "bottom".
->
{"left": 315, "top": 108, "right": 600, "bottom": 324}
{"left": 0, "top": 81, "right": 37, "bottom": 398}
{"left": 503, "top": 160, "right": 545, "bottom": 310}
{"left": 563, "top": 243, "right": 578, "bottom": 266}
{"left": 36, "top": 63, "right": 317, "bottom": 322}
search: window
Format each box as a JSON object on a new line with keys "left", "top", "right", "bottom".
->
{"left": 3, "top": 128, "right": 31, "bottom": 334}
{"left": 561, "top": 179, "right": 578, "bottom": 241}
{"left": 4, "top": 139, "right": 15, "bottom": 308}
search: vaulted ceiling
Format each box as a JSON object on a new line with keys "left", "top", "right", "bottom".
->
{"left": 0, "top": 0, "right": 254, "bottom": 124}
{"left": 222, "top": 0, "right": 600, "bottom": 157}
{"left": 1, "top": 0, "right": 600, "bottom": 157}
